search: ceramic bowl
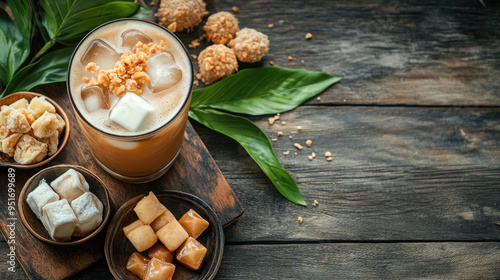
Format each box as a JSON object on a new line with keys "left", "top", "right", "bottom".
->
{"left": 105, "top": 190, "right": 224, "bottom": 280}
{"left": 0, "top": 91, "right": 70, "bottom": 169}
{"left": 18, "top": 164, "right": 111, "bottom": 246}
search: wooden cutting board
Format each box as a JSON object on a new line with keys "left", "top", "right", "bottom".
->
{"left": 0, "top": 85, "right": 244, "bottom": 280}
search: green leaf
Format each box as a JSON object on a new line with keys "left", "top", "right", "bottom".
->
{"left": 189, "top": 108, "right": 307, "bottom": 206}
{"left": 0, "top": 8, "right": 30, "bottom": 85}
{"left": 7, "top": 0, "right": 32, "bottom": 45}
{"left": 39, "top": 0, "right": 144, "bottom": 46}
{"left": 1, "top": 48, "right": 73, "bottom": 97}
{"left": 191, "top": 67, "right": 341, "bottom": 115}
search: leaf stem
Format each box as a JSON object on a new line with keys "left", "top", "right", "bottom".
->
{"left": 29, "top": 39, "right": 54, "bottom": 64}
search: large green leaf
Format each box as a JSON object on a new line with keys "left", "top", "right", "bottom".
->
{"left": 189, "top": 108, "right": 307, "bottom": 206}
{"left": 191, "top": 67, "right": 341, "bottom": 115}
{"left": 39, "top": 0, "right": 144, "bottom": 46}
{"left": 7, "top": 0, "right": 32, "bottom": 45}
{"left": 1, "top": 48, "right": 73, "bottom": 97}
{"left": 0, "top": 8, "right": 30, "bottom": 85}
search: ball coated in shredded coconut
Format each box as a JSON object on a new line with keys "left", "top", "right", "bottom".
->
{"left": 156, "top": 0, "right": 207, "bottom": 33}
{"left": 228, "top": 28, "right": 269, "bottom": 63}
{"left": 198, "top": 44, "right": 238, "bottom": 84}
{"left": 203, "top": 12, "right": 239, "bottom": 45}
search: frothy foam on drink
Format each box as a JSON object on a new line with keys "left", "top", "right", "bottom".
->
{"left": 69, "top": 20, "right": 192, "bottom": 136}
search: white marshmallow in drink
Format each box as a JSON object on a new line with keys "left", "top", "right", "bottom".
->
{"left": 50, "top": 169, "right": 90, "bottom": 203}
{"left": 26, "top": 179, "right": 60, "bottom": 220}
{"left": 41, "top": 199, "right": 77, "bottom": 241}
{"left": 109, "top": 92, "right": 154, "bottom": 132}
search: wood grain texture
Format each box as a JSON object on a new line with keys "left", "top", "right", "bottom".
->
{"left": 0, "top": 83, "right": 243, "bottom": 279}
{"left": 193, "top": 106, "right": 500, "bottom": 242}
{"left": 2, "top": 242, "right": 500, "bottom": 280}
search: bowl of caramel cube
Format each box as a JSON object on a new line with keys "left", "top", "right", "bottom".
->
{"left": 18, "top": 164, "right": 111, "bottom": 246}
{"left": 105, "top": 191, "right": 224, "bottom": 280}
{"left": 0, "top": 92, "right": 70, "bottom": 169}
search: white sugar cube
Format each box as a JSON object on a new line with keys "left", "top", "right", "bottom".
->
{"left": 50, "top": 169, "right": 90, "bottom": 203}
{"left": 71, "top": 192, "right": 103, "bottom": 237}
{"left": 109, "top": 92, "right": 153, "bottom": 132}
{"left": 41, "top": 199, "right": 77, "bottom": 241}
{"left": 26, "top": 179, "right": 60, "bottom": 220}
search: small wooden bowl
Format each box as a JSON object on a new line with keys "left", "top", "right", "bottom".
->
{"left": 18, "top": 164, "right": 111, "bottom": 246}
{"left": 105, "top": 191, "right": 224, "bottom": 280}
{"left": 0, "top": 91, "right": 70, "bottom": 169}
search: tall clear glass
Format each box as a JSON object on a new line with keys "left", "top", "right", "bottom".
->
{"left": 67, "top": 19, "right": 193, "bottom": 183}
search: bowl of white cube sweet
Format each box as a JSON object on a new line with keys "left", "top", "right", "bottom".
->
{"left": 19, "top": 164, "right": 110, "bottom": 246}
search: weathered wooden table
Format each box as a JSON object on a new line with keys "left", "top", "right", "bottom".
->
{"left": 2, "top": 0, "right": 499, "bottom": 279}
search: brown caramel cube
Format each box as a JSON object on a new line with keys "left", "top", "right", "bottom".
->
{"left": 126, "top": 252, "right": 150, "bottom": 279}
{"left": 179, "top": 209, "right": 209, "bottom": 239}
{"left": 176, "top": 237, "right": 207, "bottom": 270}
{"left": 144, "top": 258, "right": 175, "bottom": 280}
{"left": 126, "top": 225, "right": 158, "bottom": 252}
{"left": 123, "top": 219, "right": 144, "bottom": 236}
{"left": 9, "top": 98, "right": 29, "bottom": 109}
{"left": 134, "top": 192, "right": 167, "bottom": 225}
{"left": 148, "top": 243, "right": 174, "bottom": 263}
{"left": 156, "top": 220, "right": 189, "bottom": 252}
{"left": 14, "top": 134, "right": 48, "bottom": 164}
{"left": 150, "top": 209, "right": 176, "bottom": 232}
{"left": 28, "top": 96, "right": 55, "bottom": 118}
{"left": 18, "top": 108, "right": 36, "bottom": 124}
{"left": 31, "top": 111, "right": 59, "bottom": 138}
{"left": 1, "top": 133, "right": 22, "bottom": 157}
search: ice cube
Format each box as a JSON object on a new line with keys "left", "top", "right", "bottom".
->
{"left": 80, "top": 39, "right": 121, "bottom": 71}
{"left": 147, "top": 52, "right": 183, "bottom": 93}
{"left": 109, "top": 92, "right": 153, "bottom": 132}
{"left": 122, "top": 29, "right": 152, "bottom": 49}
{"left": 81, "top": 86, "right": 110, "bottom": 112}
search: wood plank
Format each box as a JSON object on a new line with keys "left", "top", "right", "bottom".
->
{"left": 191, "top": 106, "right": 500, "bottom": 242}
{"left": 0, "top": 84, "right": 243, "bottom": 280}
{"left": 2, "top": 241, "right": 500, "bottom": 279}
{"left": 177, "top": 0, "right": 500, "bottom": 106}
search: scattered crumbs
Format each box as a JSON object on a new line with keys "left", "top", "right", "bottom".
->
{"left": 343, "top": 99, "right": 347, "bottom": 102}
{"left": 289, "top": 135, "right": 293, "bottom": 139}
{"left": 150, "top": 1, "right": 155, "bottom": 6}
{"left": 272, "top": 138, "right": 277, "bottom": 142}
{"left": 193, "top": 80, "right": 199, "bottom": 86}
{"left": 274, "top": 114, "right": 280, "bottom": 120}
{"left": 308, "top": 155, "right": 313, "bottom": 161}
{"left": 326, "top": 156, "right": 333, "bottom": 161}
{"left": 196, "top": 73, "right": 202, "bottom": 80}
{"left": 268, "top": 23, "right": 274, "bottom": 28}
{"left": 316, "top": 96, "right": 321, "bottom": 101}
{"left": 298, "top": 216, "right": 303, "bottom": 224}
{"left": 232, "top": 6, "right": 239, "bottom": 13}
{"left": 268, "top": 117, "right": 276, "bottom": 125}
{"left": 292, "top": 62, "right": 296, "bottom": 66}
{"left": 283, "top": 150, "right": 290, "bottom": 155}
{"left": 188, "top": 38, "right": 200, "bottom": 48}
{"left": 306, "top": 139, "right": 312, "bottom": 147}
{"left": 297, "top": 126, "right": 302, "bottom": 131}
{"left": 325, "top": 151, "right": 332, "bottom": 157}
{"left": 294, "top": 143, "right": 303, "bottom": 150}
{"left": 281, "top": 121, "right": 286, "bottom": 125}
{"left": 312, "top": 200, "right": 319, "bottom": 206}
{"left": 83, "top": 77, "right": 90, "bottom": 83}
{"left": 301, "top": 60, "right": 305, "bottom": 63}
{"left": 277, "top": 131, "right": 283, "bottom": 136}
{"left": 191, "top": 54, "right": 198, "bottom": 59}
{"left": 270, "top": 61, "right": 275, "bottom": 66}
{"left": 288, "top": 56, "right": 294, "bottom": 61}
{"left": 305, "top": 32, "right": 312, "bottom": 39}
{"left": 311, "top": 152, "right": 316, "bottom": 158}
{"left": 277, "top": 113, "right": 280, "bottom": 116}
{"left": 294, "top": 152, "right": 298, "bottom": 155}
